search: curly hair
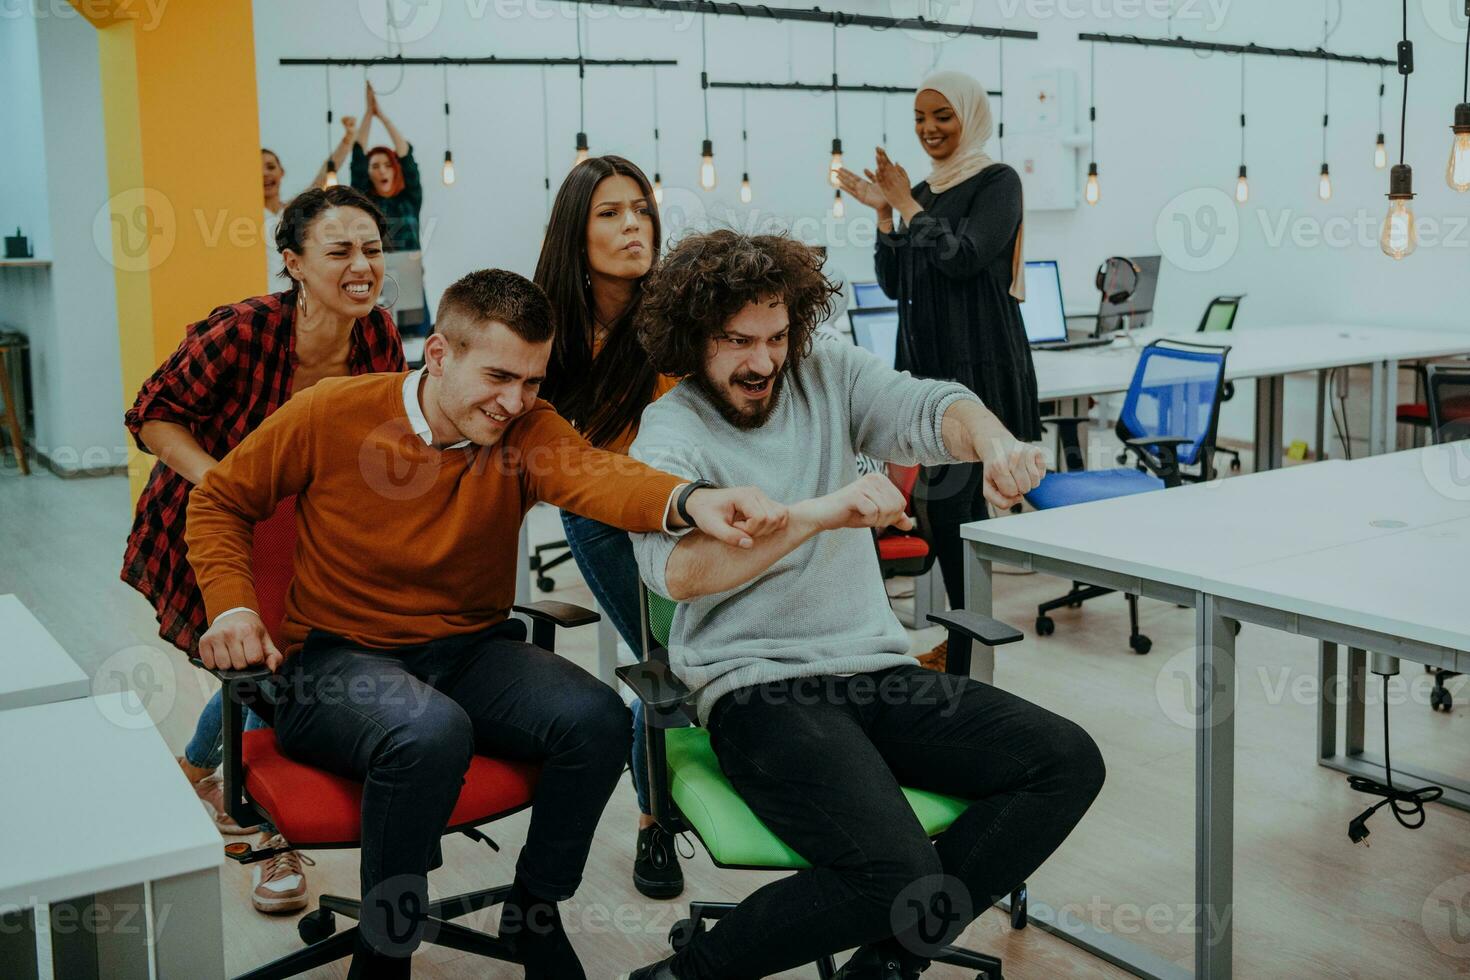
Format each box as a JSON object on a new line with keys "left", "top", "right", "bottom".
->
{"left": 636, "top": 230, "right": 839, "bottom": 378}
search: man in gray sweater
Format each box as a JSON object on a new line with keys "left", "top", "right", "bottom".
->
{"left": 624, "top": 231, "right": 1105, "bottom": 980}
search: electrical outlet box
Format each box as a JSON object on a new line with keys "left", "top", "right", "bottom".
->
{"left": 1001, "top": 68, "right": 1085, "bottom": 211}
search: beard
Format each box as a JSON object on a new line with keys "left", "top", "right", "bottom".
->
{"left": 692, "top": 367, "right": 787, "bottom": 431}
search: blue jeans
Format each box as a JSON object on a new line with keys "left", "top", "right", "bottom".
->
{"left": 560, "top": 509, "right": 676, "bottom": 817}
{"left": 184, "top": 689, "right": 269, "bottom": 771}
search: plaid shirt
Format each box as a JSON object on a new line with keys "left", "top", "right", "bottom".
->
{"left": 121, "top": 290, "right": 405, "bottom": 654}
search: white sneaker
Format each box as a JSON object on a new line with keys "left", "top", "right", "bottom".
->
{"left": 251, "top": 833, "right": 312, "bottom": 914}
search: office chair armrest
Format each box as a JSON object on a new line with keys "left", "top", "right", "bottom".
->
{"left": 616, "top": 659, "right": 696, "bottom": 711}
{"left": 926, "top": 611, "right": 1024, "bottom": 677}
{"left": 187, "top": 657, "right": 278, "bottom": 832}
{"left": 187, "top": 657, "right": 274, "bottom": 686}
{"left": 512, "top": 600, "right": 601, "bottom": 653}
{"left": 1123, "top": 436, "right": 1191, "bottom": 449}
{"left": 1122, "top": 436, "right": 1187, "bottom": 488}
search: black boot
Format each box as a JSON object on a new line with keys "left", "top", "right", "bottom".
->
{"left": 623, "top": 955, "right": 680, "bottom": 979}
{"left": 633, "top": 823, "right": 685, "bottom": 899}
{"left": 499, "top": 880, "right": 586, "bottom": 980}
{"left": 833, "top": 940, "right": 930, "bottom": 979}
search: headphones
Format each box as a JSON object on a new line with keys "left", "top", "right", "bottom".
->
{"left": 1095, "top": 256, "right": 1141, "bottom": 306}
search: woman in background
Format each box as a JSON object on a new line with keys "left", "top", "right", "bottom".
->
{"left": 535, "top": 155, "right": 685, "bottom": 900}
{"left": 122, "top": 185, "right": 405, "bottom": 915}
{"left": 838, "top": 70, "right": 1039, "bottom": 670}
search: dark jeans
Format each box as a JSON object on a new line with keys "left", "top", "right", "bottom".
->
{"left": 560, "top": 509, "right": 674, "bottom": 817}
{"left": 671, "top": 666, "right": 1105, "bottom": 980}
{"left": 915, "top": 462, "right": 988, "bottom": 612}
{"left": 271, "top": 623, "right": 630, "bottom": 970}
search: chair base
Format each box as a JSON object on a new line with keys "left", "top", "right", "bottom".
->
{"left": 1037, "top": 583, "right": 1152, "bottom": 655}
{"left": 666, "top": 898, "right": 1010, "bottom": 980}
{"left": 232, "top": 882, "right": 519, "bottom": 980}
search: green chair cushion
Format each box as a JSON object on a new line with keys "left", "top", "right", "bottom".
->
{"left": 665, "top": 727, "right": 971, "bottom": 869}
{"left": 648, "top": 590, "right": 676, "bottom": 648}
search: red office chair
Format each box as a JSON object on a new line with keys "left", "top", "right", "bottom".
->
{"left": 874, "top": 463, "right": 936, "bottom": 579}
{"left": 1398, "top": 362, "right": 1470, "bottom": 449}
{"left": 192, "top": 495, "right": 600, "bottom": 978}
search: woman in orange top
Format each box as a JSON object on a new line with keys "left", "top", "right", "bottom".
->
{"left": 534, "top": 155, "right": 684, "bottom": 900}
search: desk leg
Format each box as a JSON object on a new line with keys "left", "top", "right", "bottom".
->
{"left": 1369, "top": 360, "right": 1399, "bottom": 456}
{"left": 1315, "top": 370, "right": 1329, "bottom": 461}
{"left": 596, "top": 600, "right": 618, "bottom": 687}
{"left": 49, "top": 885, "right": 151, "bottom": 980}
{"left": 151, "top": 867, "right": 224, "bottom": 980}
{"left": 1317, "top": 642, "right": 1339, "bottom": 760}
{"left": 0, "top": 909, "right": 39, "bottom": 980}
{"left": 1195, "top": 594, "right": 1235, "bottom": 980}
{"left": 963, "top": 542, "right": 995, "bottom": 686}
{"left": 1345, "top": 647, "right": 1367, "bottom": 757}
{"left": 1253, "top": 374, "right": 1285, "bottom": 471}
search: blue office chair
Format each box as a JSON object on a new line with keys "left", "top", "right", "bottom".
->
{"left": 1029, "top": 339, "right": 1231, "bottom": 653}
{"left": 851, "top": 281, "right": 893, "bottom": 309}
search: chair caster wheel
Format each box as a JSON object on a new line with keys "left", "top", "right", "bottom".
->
{"left": 1431, "top": 687, "right": 1452, "bottom": 712}
{"left": 1009, "top": 883, "right": 1028, "bottom": 930}
{"left": 298, "top": 909, "right": 336, "bottom": 945}
{"left": 1130, "top": 634, "right": 1152, "bottom": 654}
{"left": 669, "top": 918, "right": 698, "bottom": 952}
{"left": 1035, "top": 616, "right": 1055, "bottom": 637}
{"left": 1230, "top": 458, "right": 1242, "bottom": 472}
{"left": 536, "top": 576, "right": 556, "bottom": 593}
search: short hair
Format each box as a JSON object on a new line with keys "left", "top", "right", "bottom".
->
{"left": 636, "top": 230, "right": 838, "bottom": 378}
{"left": 437, "top": 269, "right": 556, "bottom": 349}
{"left": 274, "top": 185, "right": 387, "bottom": 283}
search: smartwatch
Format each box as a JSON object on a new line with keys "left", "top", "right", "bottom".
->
{"left": 675, "top": 480, "right": 715, "bottom": 528}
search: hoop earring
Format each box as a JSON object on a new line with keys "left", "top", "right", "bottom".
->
{"left": 296, "top": 280, "right": 309, "bottom": 317}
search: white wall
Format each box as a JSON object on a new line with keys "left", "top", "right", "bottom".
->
{"left": 0, "top": 11, "right": 50, "bottom": 257}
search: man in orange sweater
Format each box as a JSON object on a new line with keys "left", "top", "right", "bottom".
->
{"left": 185, "top": 269, "right": 785, "bottom": 980}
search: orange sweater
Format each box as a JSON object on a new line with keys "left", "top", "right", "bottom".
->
{"left": 185, "top": 372, "right": 683, "bottom": 654}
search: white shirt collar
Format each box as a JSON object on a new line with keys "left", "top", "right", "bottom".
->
{"left": 401, "top": 368, "right": 471, "bottom": 449}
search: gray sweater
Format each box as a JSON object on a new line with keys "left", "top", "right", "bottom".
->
{"left": 629, "top": 338, "right": 979, "bottom": 724}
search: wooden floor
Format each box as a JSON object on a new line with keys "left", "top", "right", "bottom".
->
{"left": 3, "top": 455, "right": 1467, "bottom": 979}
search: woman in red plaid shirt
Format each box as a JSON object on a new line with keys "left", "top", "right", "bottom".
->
{"left": 121, "top": 185, "right": 405, "bottom": 914}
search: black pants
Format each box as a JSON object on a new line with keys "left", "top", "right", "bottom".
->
{"left": 671, "top": 666, "right": 1105, "bottom": 980}
{"left": 916, "top": 462, "right": 988, "bottom": 611}
{"left": 271, "top": 624, "right": 630, "bottom": 972}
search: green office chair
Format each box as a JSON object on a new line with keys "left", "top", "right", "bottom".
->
{"left": 617, "top": 585, "right": 1027, "bottom": 979}
{"left": 1196, "top": 295, "right": 1244, "bottom": 471}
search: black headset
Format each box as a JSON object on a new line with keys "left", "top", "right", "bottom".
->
{"left": 1095, "top": 256, "right": 1141, "bottom": 306}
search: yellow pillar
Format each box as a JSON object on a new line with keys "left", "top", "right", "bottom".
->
{"left": 73, "top": 0, "right": 266, "bottom": 498}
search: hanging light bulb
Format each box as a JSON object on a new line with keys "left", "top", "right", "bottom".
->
{"left": 1381, "top": 164, "right": 1418, "bottom": 259}
{"left": 1235, "top": 165, "right": 1249, "bottom": 205}
{"left": 653, "top": 173, "right": 664, "bottom": 206}
{"left": 1375, "top": 133, "right": 1389, "bottom": 169}
{"left": 574, "top": 132, "right": 590, "bottom": 167}
{"left": 1235, "top": 60, "right": 1249, "bottom": 207}
{"left": 740, "top": 173, "right": 752, "bottom": 204}
{"left": 324, "top": 159, "right": 339, "bottom": 188}
{"left": 1317, "top": 163, "right": 1333, "bottom": 201}
{"left": 1447, "top": 104, "right": 1470, "bottom": 191}
{"left": 1085, "top": 162, "right": 1100, "bottom": 206}
{"left": 831, "top": 189, "right": 845, "bottom": 218}
{"left": 829, "top": 138, "right": 843, "bottom": 187}
{"left": 442, "top": 150, "right": 455, "bottom": 186}
{"left": 700, "top": 139, "right": 717, "bottom": 191}
{"left": 441, "top": 66, "right": 455, "bottom": 187}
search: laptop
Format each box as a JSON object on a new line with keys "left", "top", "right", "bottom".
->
{"left": 851, "top": 281, "right": 892, "bottom": 310}
{"left": 379, "top": 249, "right": 428, "bottom": 333}
{"left": 1023, "top": 260, "right": 1110, "bottom": 351}
{"left": 847, "top": 308, "right": 900, "bottom": 368}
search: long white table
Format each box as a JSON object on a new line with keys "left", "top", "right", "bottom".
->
{"left": 0, "top": 594, "right": 89, "bottom": 711}
{"left": 1033, "top": 323, "right": 1470, "bottom": 470}
{"left": 0, "top": 694, "right": 225, "bottom": 980}
{"left": 962, "top": 443, "right": 1470, "bottom": 980}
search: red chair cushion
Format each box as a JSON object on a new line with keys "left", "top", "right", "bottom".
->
{"left": 1397, "top": 403, "right": 1429, "bottom": 423}
{"left": 877, "top": 535, "right": 929, "bottom": 561}
{"left": 242, "top": 730, "right": 539, "bottom": 846}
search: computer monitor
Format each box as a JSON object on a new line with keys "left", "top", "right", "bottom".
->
{"left": 852, "top": 281, "right": 891, "bottom": 309}
{"left": 848, "top": 308, "right": 900, "bottom": 368}
{"left": 1097, "top": 254, "right": 1161, "bottom": 332}
{"left": 1020, "top": 260, "right": 1068, "bottom": 344}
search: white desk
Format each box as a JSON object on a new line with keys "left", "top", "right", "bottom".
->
{"left": 962, "top": 444, "right": 1470, "bottom": 980}
{"left": 0, "top": 594, "right": 89, "bottom": 711}
{"left": 1032, "top": 323, "right": 1470, "bottom": 470}
{"left": 0, "top": 694, "right": 225, "bottom": 980}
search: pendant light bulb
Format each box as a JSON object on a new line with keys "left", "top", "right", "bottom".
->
{"left": 1374, "top": 133, "right": 1389, "bottom": 170}
{"left": 441, "top": 150, "right": 455, "bottom": 186}
{"left": 1447, "top": 104, "right": 1470, "bottom": 192}
{"left": 1235, "top": 165, "right": 1249, "bottom": 205}
{"left": 740, "top": 173, "right": 752, "bottom": 204}
{"left": 1381, "top": 165, "right": 1419, "bottom": 260}
{"left": 1317, "top": 163, "right": 1333, "bottom": 202}
{"left": 699, "top": 139, "right": 717, "bottom": 191}
{"left": 653, "top": 173, "right": 664, "bottom": 206}
{"left": 829, "top": 138, "right": 843, "bottom": 187}
{"left": 324, "top": 159, "right": 338, "bottom": 188}
{"left": 574, "top": 132, "right": 590, "bottom": 167}
{"left": 831, "top": 189, "right": 845, "bottom": 218}
{"left": 1084, "top": 162, "right": 1100, "bottom": 206}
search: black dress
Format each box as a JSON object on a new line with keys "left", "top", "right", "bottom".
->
{"left": 875, "top": 163, "right": 1040, "bottom": 439}
{"left": 873, "top": 163, "right": 1040, "bottom": 611}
